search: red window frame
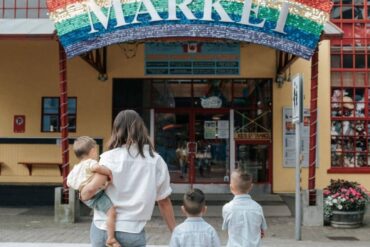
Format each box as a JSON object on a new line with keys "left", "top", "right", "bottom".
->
{"left": 1, "top": 0, "right": 47, "bottom": 19}
{"left": 330, "top": 0, "right": 370, "bottom": 173}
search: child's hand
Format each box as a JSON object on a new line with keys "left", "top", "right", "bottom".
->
{"left": 107, "top": 170, "right": 113, "bottom": 182}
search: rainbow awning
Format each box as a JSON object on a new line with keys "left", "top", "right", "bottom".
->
{"left": 47, "top": 0, "right": 333, "bottom": 59}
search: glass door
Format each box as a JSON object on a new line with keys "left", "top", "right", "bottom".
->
{"left": 235, "top": 142, "right": 271, "bottom": 183}
{"left": 155, "top": 112, "right": 190, "bottom": 183}
{"left": 155, "top": 110, "right": 230, "bottom": 184}
{"left": 194, "top": 112, "right": 230, "bottom": 183}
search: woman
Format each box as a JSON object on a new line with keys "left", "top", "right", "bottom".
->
{"left": 81, "top": 110, "right": 176, "bottom": 247}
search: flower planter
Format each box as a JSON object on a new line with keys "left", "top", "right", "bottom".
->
{"left": 331, "top": 210, "right": 365, "bottom": 228}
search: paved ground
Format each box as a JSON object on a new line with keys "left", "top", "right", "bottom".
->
{"left": 1, "top": 205, "right": 370, "bottom": 246}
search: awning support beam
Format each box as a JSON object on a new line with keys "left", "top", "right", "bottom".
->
{"left": 277, "top": 51, "right": 299, "bottom": 76}
{"left": 80, "top": 47, "right": 108, "bottom": 81}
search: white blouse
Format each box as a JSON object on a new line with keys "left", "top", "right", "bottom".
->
{"left": 93, "top": 145, "right": 172, "bottom": 233}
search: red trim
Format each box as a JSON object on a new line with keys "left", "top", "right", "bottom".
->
{"left": 327, "top": 168, "right": 370, "bottom": 174}
{"left": 58, "top": 42, "right": 69, "bottom": 202}
{"left": 294, "top": 0, "right": 333, "bottom": 13}
{"left": 308, "top": 47, "right": 319, "bottom": 204}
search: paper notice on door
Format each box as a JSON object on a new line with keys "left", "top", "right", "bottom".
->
{"left": 217, "top": 120, "right": 229, "bottom": 139}
{"left": 204, "top": 121, "right": 217, "bottom": 139}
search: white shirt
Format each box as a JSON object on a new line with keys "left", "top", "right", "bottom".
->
{"left": 94, "top": 145, "right": 172, "bottom": 233}
{"left": 66, "top": 159, "right": 97, "bottom": 191}
{"left": 169, "top": 217, "right": 221, "bottom": 247}
{"left": 222, "top": 194, "right": 267, "bottom": 247}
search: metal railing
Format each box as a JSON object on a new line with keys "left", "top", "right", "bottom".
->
{"left": 0, "top": 0, "right": 48, "bottom": 19}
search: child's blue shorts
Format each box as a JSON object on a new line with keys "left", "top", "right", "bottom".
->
{"left": 84, "top": 190, "right": 113, "bottom": 213}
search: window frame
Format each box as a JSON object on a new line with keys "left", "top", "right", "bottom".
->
{"left": 41, "top": 96, "right": 77, "bottom": 133}
{"left": 330, "top": 0, "right": 370, "bottom": 172}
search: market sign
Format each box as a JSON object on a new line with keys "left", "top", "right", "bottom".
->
{"left": 47, "top": 0, "right": 333, "bottom": 59}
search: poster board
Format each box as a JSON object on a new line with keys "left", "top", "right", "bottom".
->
{"left": 283, "top": 107, "right": 319, "bottom": 168}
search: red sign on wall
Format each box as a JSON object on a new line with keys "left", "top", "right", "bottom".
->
{"left": 14, "top": 115, "right": 25, "bottom": 133}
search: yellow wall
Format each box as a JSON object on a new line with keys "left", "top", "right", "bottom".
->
{"left": 0, "top": 41, "right": 277, "bottom": 185}
{"left": 0, "top": 40, "right": 111, "bottom": 183}
{"left": 1, "top": 40, "right": 369, "bottom": 191}
{"left": 272, "top": 40, "right": 370, "bottom": 193}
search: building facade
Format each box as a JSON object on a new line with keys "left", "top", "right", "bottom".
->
{"left": 0, "top": 0, "right": 368, "bottom": 200}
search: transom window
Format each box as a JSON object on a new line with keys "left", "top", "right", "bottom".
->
{"left": 41, "top": 97, "right": 77, "bottom": 132}
{"left": 0, "top": 0, "right": 47, "bottom": 18}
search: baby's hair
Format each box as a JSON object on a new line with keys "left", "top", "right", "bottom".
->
{"left": 183, "top": 188, "right": 205, "bottom": 215}
{"left": 232, "top": 168, "right": 253, "bottom": 193}
{"left": 73, "top": 136, "right": 97, "bottom": 159}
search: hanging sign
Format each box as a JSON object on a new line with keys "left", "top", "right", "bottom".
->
{"left": 47, "top": 0, "right": 333, "bottom": 59}
{"left": 292, "top": 73, "right": 303, "bottom": 124}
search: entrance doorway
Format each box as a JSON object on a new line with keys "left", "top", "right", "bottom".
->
{"left": 155, "top": 110, "right": 230, "bottom": 184}
{"left": 112, "top": 78, "right": 273, "bottom": 192}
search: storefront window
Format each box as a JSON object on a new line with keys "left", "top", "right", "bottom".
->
{"left": 41, "top": 97, "right": 77, "bottom": 132}
{"left": 193, "top": 79, "right": 232, "bottom": 108}
{"left": 0, "top": 0, "right": 48, "bottom": 18}
{"left": 330, "top": 0, "right": 370, "bottom": 169}
{"left": 152, "top": 80, "right": 192, "bottom": 108}
{"left": 112, "top": 79, "right": 151, "bottom": 129}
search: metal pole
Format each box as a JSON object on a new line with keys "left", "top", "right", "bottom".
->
{"left": 59, "top": 42, "right": 69, "bottom": 203}
{"left": 309, "top": 47, "right": 319, "bottom": 205}
{"left": 295, "top": 122, "right": 302, "bottom": 241}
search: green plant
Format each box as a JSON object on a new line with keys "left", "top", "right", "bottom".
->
{"left": 323, "top": 179, "right": 369, "bottom": 218}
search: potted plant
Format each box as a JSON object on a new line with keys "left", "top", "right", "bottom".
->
{"left": 324, "top": 179, "right": 369, "bottom": 228}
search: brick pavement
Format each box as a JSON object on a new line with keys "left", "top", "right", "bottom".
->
{"left": 1, "top": 206, "right": 370, "bottom": 246}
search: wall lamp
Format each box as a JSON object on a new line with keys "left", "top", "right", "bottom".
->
{"left": 276, "top": 73, "right": 285, "bottom": 88}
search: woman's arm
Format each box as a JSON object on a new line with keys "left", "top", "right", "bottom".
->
{"left": 91, "top": 163, "right": 113, "bottom": 181}
{"left": 157, "top": 197, "right": 176, "bottom": 232}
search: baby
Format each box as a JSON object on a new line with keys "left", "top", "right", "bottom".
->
{"left": 67, "top": 136, "right": 121, "bottom": 247}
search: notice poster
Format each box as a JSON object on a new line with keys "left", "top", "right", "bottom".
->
{"left": 204, "top": 121, "right": 217, "bottom": 139}
{"left": 283, "top": 107, "right": 318, "bottom": 168}
{"left": 217, "top": 120, "right": 229, "bottom": 139}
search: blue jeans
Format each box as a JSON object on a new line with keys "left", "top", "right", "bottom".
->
{"left": 90, "top": 222, "right": 146, "bottom": 247}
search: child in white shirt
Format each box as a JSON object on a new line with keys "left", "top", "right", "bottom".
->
{"left": 169, "top": 188, "right": 221, "bottom": 247}
{"left": 222, "top": 168, "right": 267, "bottom": 247}
{"left": 67, "top": 136, "right": 120, "bottom": 247}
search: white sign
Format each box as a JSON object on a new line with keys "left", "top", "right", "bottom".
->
{"left": 217, "top": 120, "right": 229, "bottom": 139}
{"left": 204, "top": 121, "right": 217, "bottom": 139}
{"left": 292, "top": 74, "right": 303, "bottom": 124}
{"left": 283, "top": 107, "right": 319, "bottom": 168}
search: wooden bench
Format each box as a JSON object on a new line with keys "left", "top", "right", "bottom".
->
{"left": 18, "top": 162, "right": 63, "bottom": 176}
{"left": 0, "top": 162, "right": 4, "bottom": 175}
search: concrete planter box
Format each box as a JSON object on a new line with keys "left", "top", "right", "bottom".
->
{"left": 331, "top": 210, "right": 365, "bottom": 228}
